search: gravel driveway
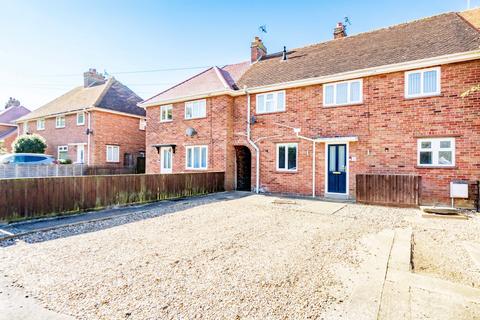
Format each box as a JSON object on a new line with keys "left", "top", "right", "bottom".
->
{"left": 1, "top": 193, "right": 475, "bottom": 319}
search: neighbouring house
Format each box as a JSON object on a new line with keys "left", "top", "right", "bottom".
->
{"left": 16, "top": 69, "right": 146, "bottom": 168}
{"left": 140, "top": 8, "right": 480, "bottom": 207}
{"left": 0, "top": 98, "right": 30, "bottom": 153}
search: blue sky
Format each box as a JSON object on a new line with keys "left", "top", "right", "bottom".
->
{"left": 0, "top": 0, "right": 477, "bottom": 109}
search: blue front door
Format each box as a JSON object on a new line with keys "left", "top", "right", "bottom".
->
{"left": 327, "top": 144, "right": 347, "bottom": 194}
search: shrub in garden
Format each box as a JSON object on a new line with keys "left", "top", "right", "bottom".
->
{"left": 12, "top": 134, "right": 47, "bottom": 154}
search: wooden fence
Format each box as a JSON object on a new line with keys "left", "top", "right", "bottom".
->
{"left": 0, "top": 172, "right": 225, "bottom": 222}
{"left": 356, "top": 174, "right": 421, "bottom": 207}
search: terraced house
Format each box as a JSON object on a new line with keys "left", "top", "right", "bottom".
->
{"left": 17, "top": 69, "right": 146, "bottom": 168}
{"left": 140, "top": 9, "right": 480, "bottom": 207}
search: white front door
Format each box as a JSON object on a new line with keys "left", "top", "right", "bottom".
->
{"left": 76, "top": 145, "right": 85, "bottom": 163}
{"left": 160, "top": 147, "right": 173, "bottom": 173}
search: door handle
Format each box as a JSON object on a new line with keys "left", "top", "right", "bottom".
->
{"left": 333, "top": 171, "right": 341, "bottom": 175}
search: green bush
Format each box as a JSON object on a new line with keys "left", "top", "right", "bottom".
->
{"left": 12, "top": 134, "right": 47, "bottom": 154}
{"left": 58, "top": 158, "right": 72, "bottom": 164}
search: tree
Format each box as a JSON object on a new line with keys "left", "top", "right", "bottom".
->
{"left": 12, "top": 134, "right": 47, "bottom": 154}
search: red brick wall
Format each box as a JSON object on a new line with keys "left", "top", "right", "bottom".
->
{"left": 91, "top": 111, "right": 146, "bottom": 166}
{"left": 0, "top": 125, "right": 18, "bottom": 152}
{"left": 146, "top": 60, "right": 480, "bottom": 206}
{"left": 145, "top": 96, "right": 235, "bottom": 189}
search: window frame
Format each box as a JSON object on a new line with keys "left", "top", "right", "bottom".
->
{"left": 76, "top": 112, "right": 85, "bottom": 126}
{"left": 184, "top": 100, "right": 206, "bottom": 120}
{"left": 185, "top": 145, "right": 208, "bottom": 170}
{"left": 417, "top": 137, "right": 455, "bottom": 167}
{"left": 256, "top": 90, "right": 286, "bottom": 114}
{"left": 139, "top": 118, "right": 147, "bottom": 130}
{"left": 55, "top": 116, "right": 66, "bottom": 128}
{"left": 57, "top": 145, "right": 68, "bottom": 160}
{"left": 276, "top": 143, "right": 298, "bottom": 172}
{"left": 36, "top": 118, "right": 45, "bottom": 131}
{"left": 106, "top": 145, "right": 120, "bottom": 163}
{"left": 323, "top": 79, "right": 363, "bottom": 107}
{"left": 23, "top": 121, "right": 29, "bottom": 134}
{"left": 405, "top": 67, "right": 441, "bottom": 99}
{"left": 160, "top": 105, "right": 173, "bottom": 122}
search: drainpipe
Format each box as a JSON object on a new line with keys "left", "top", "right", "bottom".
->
{"left": 245, "top": 88, "right": 260, "bottom": 193}
{"left": 87, "top": 110, "right": 91, "bottom": 165}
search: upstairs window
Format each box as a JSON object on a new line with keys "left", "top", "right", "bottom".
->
{"left": 23, "top": 122, "right": 29, "bottom": 134}
{"left": 139, "top": 119, "right": 147, "bottom": 130}
{"left": 323, "top": 79, "right": 362, "bottom": 107}
{"left": 417, "top": 137, "right": 455, "bottom": 167}
{"left": 37, "top": 119, "right": 45, "bottom": 130}
{"left": 186, "top": 145, "right": 208, "bottom": 170}
{"left": 276, "top": 143, "right": 298, "bottom": 171}
{"left": 160, "top": 105, "right": 173, "bottom": 122}
{"left": 185, "top": 100, "right": 206, "bottom": 119}
{"left": 256, "top": 91, "right": 285, "bottom": 114}
{"left": 405, "top": 67, "right": 440, "bottom": 98}
{"left": 77, "top": 112, "right": 85, "bottom": 125}
{"left": 56, "top": 116, "right": 66, "bottom": 128}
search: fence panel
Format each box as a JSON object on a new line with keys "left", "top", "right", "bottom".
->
{"left": 356, "top": 174, "right": 421, "bottom": 207}
{"left": 0, "top": 172, "right": 225, "bottom": 222}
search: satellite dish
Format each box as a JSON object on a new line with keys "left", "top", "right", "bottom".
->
{"left": 250, "top": 115, "right": 257, "bottom": 125}
{"left": 185, "top": 127, "right": 197, "bottom": 137}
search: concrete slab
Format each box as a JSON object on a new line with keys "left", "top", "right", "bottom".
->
{"left": 463, "top": 241, "right": 480, "bottom": 270}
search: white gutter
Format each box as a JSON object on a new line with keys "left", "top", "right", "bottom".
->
{"left": 246, "top": 89, "right": 260, "bottom": 193}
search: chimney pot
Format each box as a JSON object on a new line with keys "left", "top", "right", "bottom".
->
{"left": 83, "top": 68, "right": 106, "bottom": 88}
{"left": 334, "top": 22, "right": 347, "bottom": 39}
{"left": 251, "top": 37, "right": 267, "bottom": 63}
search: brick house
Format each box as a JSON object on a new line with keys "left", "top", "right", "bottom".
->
{"left": 0, "top": 100, "right": 31, "bottom": 152}
{"left": 140, "top": 9, "right": 480, "bottom": 207}
{"left": 17, "top": 69, "right": 146, "bottom": 167}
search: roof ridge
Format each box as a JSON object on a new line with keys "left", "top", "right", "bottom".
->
{"left": 141, "top": 67, "right": 214, "bottom": 105}
{"left": 284, "top": 11, "right": 458, "bottom": 54}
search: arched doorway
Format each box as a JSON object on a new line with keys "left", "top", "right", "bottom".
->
{"left": 235, "top": 146, "right": 251, "bottom": 191}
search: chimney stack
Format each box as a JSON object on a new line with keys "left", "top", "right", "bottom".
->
{"left": 333, "top": 22, "right": 347, "bottom": 39}
{"left": 83, "top": 68, "right": 106, "bottom": 88}
{"left": 251, "top": 37, "right": 267, "bottom": 63}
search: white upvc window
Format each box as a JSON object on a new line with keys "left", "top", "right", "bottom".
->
{"left": 256, "top": 90, "right": 286, "bottom": 114}
{"left": 417, "top": 137, "right": 455, "bottom": 167}
{"left": 160, "top": 105, "right": 173, "bottom": 122}
{"left": 23, "top": 122, "right": 29, "bottom": 134}
{"left": 55, "top": 116, "right": 66, "bottom": 128}
{"left": 276, "top": 143, "right": 298, "bottom": 171}
{"left": 185, "top": 100, "right": 206, "bottom": 119}
{"left": 185, "top": 145, "right": 208, "bottom": 170}
{"left": 106, "top": 145, "right": 120, "bottom": 163}
{"left": 139, "top": 118, "right": 147, "bottom": 130}
{"left": 76, "top": 112, "right": 85, "bottom": 125}
{"left": 37, "top": 119, "right": 45, "bottom": 130}
{"left": 405, "top": 67, "right": 441, "bottom": 98}
{"left": 323, "top": 79, "right": 363, "bottom": 107}
{"left": 58, "top": 145, "right": 68, "bottom": 160}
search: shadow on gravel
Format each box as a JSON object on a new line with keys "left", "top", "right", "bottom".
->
{"left": 0, "top": 192, "right": 252, "bottom": 248}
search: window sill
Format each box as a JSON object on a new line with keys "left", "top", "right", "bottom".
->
{"left": 256, "top": 110, "right": 286, "bottom": 115}
{"left": 185, "top": 168, "right": 208, "bottom": 171}
{"left": 160, "top": 120, "right": 173, "bottom": 123}
{"left": 404, "top": 93, "right": 442, "bottom": 100}
{"left": 276, "top": 169, "right": 298, "bottom": 173}
{"left": 415, "top": 165, "right": 457, "bottom": 169}
{"left": 323, "top": 102, "right": 363, "bottom": 108}
{"left": 184, "top": 116, "right": 207, "bottom": 121}
{"left": 55, "top": 127, "right": 65, "bottom": 129}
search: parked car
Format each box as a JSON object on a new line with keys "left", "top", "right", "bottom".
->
{"left": 0, "top": 153, "right": 56, "bottom": 165}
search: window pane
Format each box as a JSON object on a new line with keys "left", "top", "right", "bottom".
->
{"left": 278, "top": 146, "right": 286, "bottom": 169}
{"left": 408, "top": 73, "right": 421, "bottom": 95}
{"left": 167, "top": 107, "right": 172, "bottom": 119}
{"left": 201, "top": 147, "right": 207, "bottom": 168}
{"left": 336, "top": 83, "right": 348, "bottom": 104}
{"left": 265, "top": 100, "right": 274, "bottom": 112}
{"left": 257, "top": 95, "right": 265, "bottom": 113}
{"left": 287, "top": 146, "right": 297, "bottom": 170}
{"left": 420, "top": 141, "right": 431, "bottom": 149}
{"left": 438, "top": 151, "right": 452, "bottom": 165}
{"left": 187, "top": 148, "right": 192, "bottom": 167}
{"left": 350, "top": 81, "right": 361, "bottom": 102}
{"left": 423, "top": 70, "right": 437, "bottom": 94}
{"left": 199, "top": 100, "right": 206, "bottom": 117}
{"left": 186, "top": 106, "right": 192, "bottom": 118}
{"left": 325, "top": 85, "right": 334, "bottom": 105}
{"left": 277, "top": 92, "right": 285, "bottom": 111}
{"left": 419, "top": 151, "right": 432, "bottom": 164}
{"left": 193, "top": 147, "right": 200, "bottom": 168}
{"left": 338, "top": 145, "right": 346, "bottom": 172}
{"left": 440, "top": 141, "right": 451, "bottom": 148}
{"left": 329, "top": 146, "right": 336, "bottom": 171}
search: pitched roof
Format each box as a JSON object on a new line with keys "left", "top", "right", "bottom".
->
{"left": 0, "top": 127, "right": 17, "bottom": 140}
{"left": 0, "top": 105, "right": 30, "bottom": 124}
{"left": 140, "top": 61, "right": 250, "bottom": 106}
{"left": 18, "top": 78, "right": 144, "bottom": 121}
{"left": 237, "top": 12, "right": 480, "bottom": 88}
